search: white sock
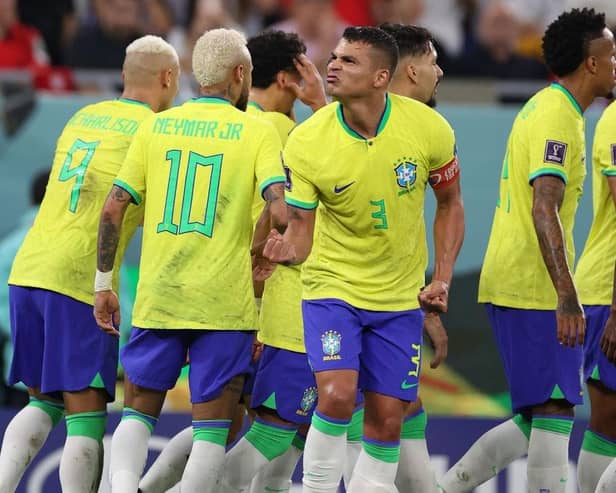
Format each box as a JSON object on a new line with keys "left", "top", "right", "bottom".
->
{"left": 139, "top": 426, "right": 192, "bottom": 493}
{"left": 221, "top": 437, "right": 270, "bottom": 491}
{"left": 303, "top": 425, "right": 348, "bottom": 492}
{"left": 180, "top": 440, "right": 226, "bottom": 492}
{"left": 596, "top": 457, "right": 616, "bottom": 492}
{"left": 109, "top": 419, "right": 152, "bottom": 492}
{"left": 0, "top": 403, "right": 57, "bottom": 493}
{"left": 248, "top": 445, "right": 302, "bottom": 493}
{"left": 527, "top": 426, "right": 571, "bottom": 493}
{"left": 396, "top": 438, "right": 437, "bottom": 493}
{"left": 343, "top": 441, "right": 362, "bottom": 489}
{"left": 439, "top": 418, "right": 529, "bottom": 493}
{"left": 347, "top": 448, "right": 399, "bottom": 493}
{"left": 59, "top": 436, "right": 102, "bottom": 493}
{"left": 578, "top": 449, "right": 615, "bottom": 493}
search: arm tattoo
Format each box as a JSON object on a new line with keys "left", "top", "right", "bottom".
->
{"left": 97, "top": 185, "right": 131, "bottom": 271}
{"left": 263, "top": 182, "right": 284, "bottom": 204}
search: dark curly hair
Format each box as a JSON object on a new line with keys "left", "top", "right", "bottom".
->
{"left": 342, "top": 26, "right": 399, "bottom": 76}
{"left": 379, "top": 23, "right": 433, "bottom": 59}
{"left": 542, "top": 8, "right": 606, "bottom": 77}
{"left": 247, "top": 30, "right": 307, "bottom": 89}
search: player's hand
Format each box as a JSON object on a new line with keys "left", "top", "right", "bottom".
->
{"left": 601, "top": 311, "right": 616, "bottom": 363}
{"left": 263, "top": 229, "right": 297, "bottom": 265}
{"left": 424, "top": 312, "right": 448, "bottom": 369}
{"left": 418, "top": 280, "right": 449, "bottom": 313}
{"left": 252, "top": 338, "right": 264, "bottom": 363}
{"left": 94, "top": 290, "right": 121, "bottom": 337}
{"left": 285, "top": 54, "right": 327, "bottom": 112}
{"left": 253, "top": 252, "right": 278, "bottom": 281}
{"left": 556, "top": 293, "right": 585, "bottom": 347}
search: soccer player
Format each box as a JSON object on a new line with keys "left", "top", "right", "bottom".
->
{"left": 441, "top": 9, "right": 616, "bottom": 493}
{"left": 574, "top": 89, "right": 616, "bottom": 491}
{"left": 0, "top": 35, "right": 179, "bottom": 493}
{"left": 262, "top": 26, "right": 464, "bottom": 492}
{"left": 93, "top": 28, "right": 286, "bottom": 492}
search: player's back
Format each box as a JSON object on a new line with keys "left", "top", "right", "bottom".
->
{"left": 9, "top": 98, "right": 151, "bottom": 305}
{"left": 116, "top": 96, "right": 284, "bottom": 330}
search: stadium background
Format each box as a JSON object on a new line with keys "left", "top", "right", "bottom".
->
{"left": 1, "top": 0, "right": 616, "bottom": 491}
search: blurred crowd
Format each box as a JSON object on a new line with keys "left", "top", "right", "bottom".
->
{"left": 2, "top": 0, "right": 616, "bottom": 95}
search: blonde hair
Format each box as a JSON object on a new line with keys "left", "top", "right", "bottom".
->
{"left": 192, "top": 28, "right": 250, "bottom": 87}
{"left": 123, "top": 35, "right": 179, "bottom": 86}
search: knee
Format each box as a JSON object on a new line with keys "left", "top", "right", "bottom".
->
{"left": 317, "top": 384, "right": 356, "bottom": 420}
{"left": 364, "top": 414, "right": 402, "bottom": 443}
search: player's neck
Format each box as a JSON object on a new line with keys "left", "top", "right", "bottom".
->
{"left": 388, "top": 78, "right": 416, "bottom": 101}
{"left": 120, "top": 89, "right": 155, "bottom": 111}
{"left": 250, "top": 88, "right": 288, "bottom": 114}
{"left": 339, "top": 92, "right": 388, "bottom": 138}
{"left": 555, "top": 76, "right": 594, "bottom": 113}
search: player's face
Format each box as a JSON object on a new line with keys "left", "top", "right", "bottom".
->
{"left": 412, "top": 42, "right": 443, "bottom": 107}
{"left": 326, "top": 39, "right": 389, "bottom": 99}
{"left": 589, "top": 28, "right": 616, "bottom": 97}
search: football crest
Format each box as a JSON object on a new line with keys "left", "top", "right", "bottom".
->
{"left": 321, "top": 330, "right": 342, "bottom": 358}
{"left": 395, "top": 162, "right": 417, "bottom": 188}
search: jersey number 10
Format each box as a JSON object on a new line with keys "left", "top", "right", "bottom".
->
{"left": 157, "top": 150, "right": 223, "bottom": 238}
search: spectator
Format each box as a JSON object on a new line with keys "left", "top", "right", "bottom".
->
{"left": 0, "top": 0, "right": 50, "bottom": 69}
{"left": 0, "top": 169, "right": 48, "bottom": 408}
{"left": 65, "top": 0, "right": 142, "bottom": 69}
{"left": 449, "top": 1, "right": 548, "bottom": 79}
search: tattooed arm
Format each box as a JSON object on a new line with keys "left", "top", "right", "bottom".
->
{"left": 93, "top": 185, "right": 133, "bottom": 335}
{"left": 262, "top": 205, "right": 316, "bottom": 267}
{"left": 532, "top": 175, "right": 585, "bottom": 347}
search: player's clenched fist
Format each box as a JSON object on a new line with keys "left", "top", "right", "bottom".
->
{"left": 556, "top": 293, "right": 585, "bottom": 347}
{"left": 418, "top": 280, "right": 449, "bottom": 314}
{"left": 263, "top": 229, "right": 297, "bottom": 265}
{"left": 94, "top": 291, "right": 121, "bottom": 337}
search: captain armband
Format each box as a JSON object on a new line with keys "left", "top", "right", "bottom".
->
{"left": 428, "top": 157, "right": 460, "bottom": 190}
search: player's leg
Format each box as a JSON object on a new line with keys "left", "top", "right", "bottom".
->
{"left": 301, "top": 299, "right": 363, "bottom": 493}
{"left": 179, "top": 329, "right": 253, "bottom": 492}
{"left": 396, "top": 398, "right": 438, "bottom": 493}
{"left": 110, "top": 327, "right": 186, "bottom": 492}
{"left": 440, "top": 304, "right": 531, "bottom": 493}
{"left": 0, "top": 286, "right": 63, "bottom": 493}
{"left": 222, "top": 346, "right": 314, "bottom": 491}
{"left": 347, "top": 307, "right": 424, "bottom": 492}
{"left": 577, "top": 305, "right": 616, "bottom": 493}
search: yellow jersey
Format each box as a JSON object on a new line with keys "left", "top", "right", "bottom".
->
{"left": 9, "top": 98, "right": 151, "bottom": 304}
{"left": 114, "top": 96, "right": 285, "bottom": 330}
{"left": 478, "top": 84, "right": 586, "bottom": 309}
{"left": 575, "top": 102, "right": 616, "bottom": 305}
{"left": 284, "top": 93, "right": 458, "bottom": 311}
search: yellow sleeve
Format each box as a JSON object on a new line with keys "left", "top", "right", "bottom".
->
{"left": 427, "top": 115, "right": 459, "bottom": 190}
{"left": 283, "top": 132, "right": 319, "bottom": 210}
{"left": 255, "top": 123, "right": 285, "bottom": 197}
{"left": 527, "top": 115, "right": 574, "bottom": 185}
{"left": 114, "top": 124, "right": 148, "bottom": 205}
{"left": 593, "top": 113, "right": 616, "bottom": 177}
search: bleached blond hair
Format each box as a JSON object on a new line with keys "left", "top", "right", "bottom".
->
{"left": 123, "top": 35, "right": 179, "bottom": 86}
{"left": 192, "top": 28, "right": 250, "bottom": 87}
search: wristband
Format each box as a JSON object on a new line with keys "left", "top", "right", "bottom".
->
{"left": 94, "top": 270, "right": 113, "bottom": 292}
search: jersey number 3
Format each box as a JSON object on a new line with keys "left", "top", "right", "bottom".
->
{"left": 158, "top": 150, "right": 223, "bottom": 238}
{"left": 59, "top": 138, "right": 100, "bottom": 213}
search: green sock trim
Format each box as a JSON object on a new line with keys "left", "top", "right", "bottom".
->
{"left": 582, "top": 430, "right": 616, "bottom": 457}
{"left": 245, "top": 419, "right": 297, "bottom": 461}
{"left": 65, "top": 411, "right": 107, "bottom": 441}
{"left": 401, "top": 410, "right": 427, "bottom": 440}
{"left": 193, "top": 425, "right": 229, "bottom": 446}
{"left": 292, "top": 433, "right": 306, "bottom": 451}
{"left": 550, "top": 384, "right": 565, "bottom": 399}
{"left": 311, "top": 412, "right": 350, "bottom": 437}
{"left": 29, "top": 398, "right": 64, "bottom": 426}
{"left": 512, "top": 414, "right": 532, "bottom": 440}
{"left": 263, "top": 392, "right": 277, "bottom": 410}
{"left": 532, "top": 417, "right": 573, "bottom": 436}
{"left": 347, "top": 408, "right": 364, "bottom": 442}
{"left": 121, "top": 407, "right": 158, "bottom": 433}
{"left": 362, "top": 440, "right": 400, "bottom": 464}
{"left": 89, "top": 372, "right": 106, "bottom": 389}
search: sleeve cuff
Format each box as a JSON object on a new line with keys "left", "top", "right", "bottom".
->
{"left": 601, "top": 169, "right": 616, "bottom": 176}
{"left": 528, "top": 167, "right": 567, "bottom": 185}
{"left": 285, "top": 196, "right": 318, "bottom": 210}
{"left": 259, "top": 176, "right": 286, "bottom": 198}
{"left": 113, "top": 179, "right": 142, "bottom": 205}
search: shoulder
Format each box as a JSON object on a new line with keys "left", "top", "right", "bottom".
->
{"left": 390, "top": 94, "right": 453, "bottom": 132}
{"left": 287, "top": 102, "right": 338, "bottom": 143}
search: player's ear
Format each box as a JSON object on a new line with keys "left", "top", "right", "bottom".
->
{"left": 585, "top": 55, "right": 598, "bottom": 75}
{"left": 233, "top": 64, "right": 244, "bottom": 84}
{"left": 374, "top": 68, "right": 390, "bottom": 89}
{"left": 276, "top": 71, "right": 286, "bottom": 89}
{"left": 406, "top": 63, "right": 419, "bottom": 84}
{"left": 161, "top": 67, "right": 172, "bottom": 88}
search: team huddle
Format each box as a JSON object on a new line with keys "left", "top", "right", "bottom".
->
{"left": 0, "top": 6, "right": 616, "bottom": 493}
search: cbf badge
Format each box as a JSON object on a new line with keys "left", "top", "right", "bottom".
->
{"left": 297, "top": 386, "right": 318, "bottom": 416}
{"left": 321, "top": 330, "right": 342, "bottom": 361}
{"left": 395, "top": 162, "right": 417, "bottom": 188}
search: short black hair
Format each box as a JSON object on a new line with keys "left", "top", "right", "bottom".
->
{"left": 542, "top": 8, "right": 606, "bottom": 77}
{"left": 342, "top": 26, "right": 399, "bottom": 76}
{"left": 379, "top": 23, "right": 433, "bottom": 59}
{"left": 247, "top": 30, "right": 307, "bottom": 89}
{"left": 30, "top": 168, "right": 49, "bottom": 205}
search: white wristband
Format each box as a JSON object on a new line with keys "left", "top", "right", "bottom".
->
{"left": 94, "top": 270, "right": 113, "bottom": 292}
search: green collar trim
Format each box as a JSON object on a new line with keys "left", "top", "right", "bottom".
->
{"left": 550, "top": 83, "right": 583, "bottom": 116}
{"left": 192, "top": 96, "right": 232, "bottom": 106}
{"left": 118, "top": 97, "right": 150, "bottom": 108}
{"left": 336, "top": 93, "right": 391, "bottom": 140}
{"left": 248, "top": 101, "right": 265, "bottom": 112}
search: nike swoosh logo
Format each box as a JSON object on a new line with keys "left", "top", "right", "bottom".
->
{"left": 401, "top": 380, "right": 418, "bottom": 390}
{"left": 334, "top": 182, "right": 355, "bottom": 193}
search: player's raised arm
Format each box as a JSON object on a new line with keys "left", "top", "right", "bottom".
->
{"left": 532, "top": 175, "right": 585, "bottom": 347}
{"left": 94, "top": 185, "right": 133, "bottom": 335}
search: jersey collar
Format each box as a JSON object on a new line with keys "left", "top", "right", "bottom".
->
{"left": 192, "top": 96, "right": 232, "bottom": 106}
{"left": 550, "top": 83, "right": 583, "bottom": 117}
{"left": 117, "top": 97, "right": 150, "bottom": 108}
{"left": 248, "top": 101, "right": 265, "bottom": 112}
{"left": 336, "top": 93, "right": 392, "bottom": 140}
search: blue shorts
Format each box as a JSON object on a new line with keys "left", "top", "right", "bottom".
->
{"left": 251, "top": 345, "right": 317, "bottom": 425}
{"left": 583, "top": 305, "right": 616, "bottom": 391}
{"left": 242, "top": 360, "right": 257, "bottom": 398}
{"left": 486, "top": 303, "right": 583, "bottom": 413}
{"left": 8, "top": 286, "right": 118, "bottom": 401}
{"left": 302, "top": 299, "right": 424, "bottom": 401}
{"left": 121, "top": 327, "right": 253, "bottom": 403}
